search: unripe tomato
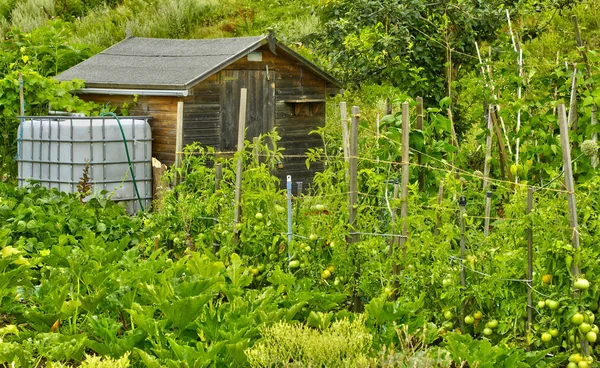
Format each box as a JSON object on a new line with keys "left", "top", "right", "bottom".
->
{"left": 485, "top": 320, "right": 498, "bottom": 329}
{"left": 575, "top": 278, "right": 590, "bottom": 290}
{"left": 567, "top": 363, "right": 577, "bottom": 368}
{"left": 569, "top": 353, "right": 583, "bottom": 363}
{"left": 309, "top": 234, "right": 318, "bottom": 241}
{"left": 474, "top": 311, "right": 483, "bottom": 320}
{"left": 586, "top": 331, "right": 597, "bottom": 343}
{"left": 547, "top": 300, "right": 560, "bottom": 310}
{"left": 483, "top": 327, "right": 493, "bottom": 336}
{"left": 255, "top": 212, "right": 263, "bottom": 220}
{"left": 541, "top": 332, "right": 552, "bottom": 342}
{"left": 585, "top": 311, "right": 595, "bottom": 324}
{"left": 537, "top": 300, "right": 546, "bottom": 309}
{"left": 578, "top": 361, "right": 588, "bottom": 368}
{"left": 444, "top": 310, "right": 454, "bottom": 320}
{"left": 592, "top": 325, "right": 599, "bottom": 334}
{"left": 321, "top": 269, "right": 332, "bottom": 279}
{"left": 572, "top": 313, "right": 585, "bottom": 325}
{"left": 464, "top": 315, "right": 475, "bottom": 325}
{"left": 549, "top": 328, "right": 559, "bottom": 337}
{"left": 579, "top": 322, "right": 592, "bottom": 333}
{"left": 289, "top": 260, "right": 300, "bottom": 268}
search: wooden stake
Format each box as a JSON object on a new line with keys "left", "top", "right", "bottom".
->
{"left": 558, "top": 104, "right": 581, "bottom": 264}
{"left": 213, "top": 163, "right": 222, "bottom": 254}
{"left": 490, "top": 107, "right": 513, "bottom": 182}
{"left": 416, "top": 97, "right": 425, "bottom": 191}
{"left": 233, "top": 88, "right": 247, "bottom": 246}
{"left": 386, "top": 98, "right": 392, "bottom": 115}
{"left": 526, "top": 187, "right": 533, "bottom": 347}
{"left": 349, "top": 106, "right": 360, "bottom": 312}
{"left": 559, "top": 103, "right": 587, "bottom": 354}
{"left": 434, "top": 181, "right": 444, "bottom": 236}
{"left": 484, "top": 191, "right": 492, "bottom": 237}
{"left": 340, "top": 102, "right": 349, "bottom": 163}
{"left": 573, "top": 16, "right": 591, "bottom": 77}
{"left": 567, "top": 70, "right": 578, "bottom": 130}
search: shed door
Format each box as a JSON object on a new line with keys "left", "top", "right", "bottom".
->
{"left": 220, "top": 70, "right": 275, "bottom": 152}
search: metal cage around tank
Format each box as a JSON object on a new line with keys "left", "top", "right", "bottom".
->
{"left": 16, "top": 116, "right": 153, "bottom": 214}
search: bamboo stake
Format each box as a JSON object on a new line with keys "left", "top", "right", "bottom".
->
{"left": 526, "top": 187, "right": 533, "bottom": 347}
{"left": 484, "top": 191, "right": 492, "bottom": 237}
{"left": 567, "top": 70, "right": 578, "bottom": 130}
{"left": 558, "top": 103, "right": 587, "bottom": 355}
{"left": 515, "top": 47, "right": 523, "bottom": 183}
{"left": 349, "top": 106, "right": 361, "bottom": 312}
{"left": 233, "top": 88, "right": 248, "bottom": 246}
{"left": 340, "top": 102, "right": 349, "bottom": 163}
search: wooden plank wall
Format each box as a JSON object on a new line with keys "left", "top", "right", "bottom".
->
{"left": 224, "top": 45, "right": 326, "bottom": 187}
{"left": 183, "top": 75, "right": 221, "bottom": 150}
{"left": 81, "top": 94, "right": 179, "bottom": 165}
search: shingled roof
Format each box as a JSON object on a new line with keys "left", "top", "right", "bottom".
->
{"left": 56, "top": 35, "right": 340, "bottom": 90}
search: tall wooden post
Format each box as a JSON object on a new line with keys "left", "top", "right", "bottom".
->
{"left": 340, "top": 102, "right": 349, "bottom": 163}
{"left": 233, "top": 88, "right": 247, "bottom": 246}
{"left": 213, "top": 163, "right": 222, "bottom": 254}
{"left": 490, "top": 107, "right": 513, "bottom": 182}
{"left": 349, "top": 106, "right": 360, "bottom": 311}
{"left": 592, "top": 105, "right": 598, "bottom": 169}
{"left": 483, "top": 103, "right": 493, "bottom": 189}
{"left": 526, "top": 187, "right": 533, "bottom": 347}
{"left": 175, "top": 101, "right": 184, "bottom": 169}
{"left": 416, "top": 97, "right": 425, "bottom": 191}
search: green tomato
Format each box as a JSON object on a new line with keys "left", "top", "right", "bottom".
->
{"left": 442, "top": 278, "right": 452, "bottom": 287}
{"left": 585, "top": 311, "right": 595, "bottom": 324}
{"left": 579, "top": 322, "right": 592, "bottom": 333}
{"left": 485, "top": 320, "right": 498, "bottom": 329}
{"left": 255, "top": 212, "right": 264, "bottom": 220}
{"left": 464, "top": 315, "right": 475, "bottom": 325}
{"left": 537, "top": 300, "right": 546, "bottom": 309}
{"left": 592, "top": 325, "right": 599, "bottom": 334}
{"left": 575, "top": 278, "right": 590, "bottom": 290}
{"left": 572, "top": 313, "right": 585, "bottom": 325}
{"left": 474, "top": 311, "right": 483, "bottom": 320}
{"left": 578, "top": 361, "right": 588, "bottom": 368}
{"left": 569, "top": 354, "right": 583, "bottom": 363}
{"left": 309, "top": 234, "right": 318, "bottom": 241}
{"left": 586, "top": 331, "right": 597, "bottom": 343}
{"left": 289, "top": 260, "right": 300, "bottom": 269}
{"left": 549, "top": 328, "right": 559, "bottom": 337}
{"left": 541, "top": 332, "right": 552, "bottom": 342}
{"left": 444, "top": 310, "right": 454, "bottom": 320}
{"left": 483, "top": 327, "right": 493, "bottom": 336}
{"left": 547, "top": 300, "right": 560, "bottom": 310}
{"left": 567, "top": 362, "right": 577, "bottom": 368}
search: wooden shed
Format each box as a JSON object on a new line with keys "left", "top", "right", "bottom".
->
{"left": 56, "top": 34, "right": 341, "bottom": 186}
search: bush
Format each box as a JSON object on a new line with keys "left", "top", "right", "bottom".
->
{"left": 245, "top": 316, "right": 375, "bottom": 367}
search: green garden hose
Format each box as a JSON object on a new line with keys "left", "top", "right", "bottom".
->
{"left": 100, "top": 112, "right": 145, "bottom": 212}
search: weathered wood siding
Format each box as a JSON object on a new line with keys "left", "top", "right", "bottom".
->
{"left": 81, "top": 94, "right": 179, "bottom": 165}
{"left": 183, "top": 75, "right": 220, "bottom": 150}
{"left": 223, "top": 45, "right": 326, "bottom": 186}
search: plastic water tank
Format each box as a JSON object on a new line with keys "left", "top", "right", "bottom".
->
{"left": 17, "top": 116, "right": 153, "bottom": 214}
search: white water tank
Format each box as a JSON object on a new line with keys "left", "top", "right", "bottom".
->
{"left": 17, "top": 117, "right": 153, "bottom": 214}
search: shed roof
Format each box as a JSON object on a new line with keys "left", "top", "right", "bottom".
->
{"left": 56, "top": 35, "right": 341, "bottom": 91}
